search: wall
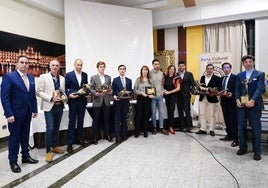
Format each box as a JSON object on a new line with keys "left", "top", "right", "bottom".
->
{"left": 0, "top": 1, "right": 65, "bottom": 138}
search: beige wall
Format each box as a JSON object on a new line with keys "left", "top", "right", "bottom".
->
{"left": 0, "top": 1, "right": 65, "bottom": 138}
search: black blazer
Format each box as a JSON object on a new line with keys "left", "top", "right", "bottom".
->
{"left": 220, "top": 73, "right": 237, "bottom": 106}
{"left": 178, "top": 71, "right": 195, "bottom": 98}
{"left": 199, "top": 74, "right": 221, "bottom": 103}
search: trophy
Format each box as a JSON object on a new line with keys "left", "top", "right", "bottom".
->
{"left": 240, "top": 79, "right": 251, "bottom": 105}
{"left": 96, "top": 83, "right": 112, "bottom": 93}
{"left": 53, "top": 88, "right": 67, "bottom": 102}
{"left": 118, "top": 89, "right": 132, "bottom": 99}
{"left": 145, "top": 87, "right": 156, "bottom": 96}
{"left": 73, "top": 84, "right": 90, "bottom": 96}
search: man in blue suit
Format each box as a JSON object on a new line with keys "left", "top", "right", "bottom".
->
{"left": 65, "top": 59, "right": 89, "bottom": 153}
{"left": 1, "top": 55, "right": 38, "bottom": 173}
{"left": 235, "top": 55, "right": 265, "bottom": 161}
{"left": 112, "top": 65, "right": 132, "bottom": 143}
{"left": 219, "top": 62, "right": 238, "bottom": 147}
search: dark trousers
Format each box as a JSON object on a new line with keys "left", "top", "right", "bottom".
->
{"left": 177, "top": 93, "right": 192, "bottom": 130}
{"left": 237, "top": 108, "right": 262, "bottom": 155}
{"left": 92, "top": 102, "right": 110, "bottom": 140}
{"left": 164, "top": 94, "right": 177, "bottom": 129}
{"left": 135, "top": 95, "right": 151, "bottom": 135}
{"left": 221, "top": 101, "right": 238, "bottom": 141}
{"left": 67, "top": 101, "right": 87, "bottom": 145}
{"left": 8, "top": 107, "right": 31, "bottom": 163}
{"left": 113, "top": 100, "right": 129, "bottom": 139}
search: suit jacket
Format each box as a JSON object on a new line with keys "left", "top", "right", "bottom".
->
{"left": 112, "top": 76, "right": 132, "bottom": 98}
{"left": 220, "top": 73, "right": 237, "bottom": 106}
{"left": 90, "top": 74, "right": 112, "bottom": 107}
{"left": 65, "top": 70, "right": 88, "bottom": 104}
{"left": 1, "top": 70, "right": 37, "bottom": 118}
{"left": 199, "top": 74, "right": 221, "bottom": 103}
{"left": 235, "top": 69, "right": 265, "bottom": 110}
{"left": 178, "top": 71, "right": 195, "bottom": 98}
{"left": 36, "top": 72, "right": 65, "bottom": 111}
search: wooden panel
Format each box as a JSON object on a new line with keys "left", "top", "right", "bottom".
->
{"left": 183, "top": 0, "right": 196, "bottom": 7}
{"left": 178, "top": 26, "right": 186, "bottom": 66}
{"left": 157, "top": 29, "right": 165, "bottom": 51}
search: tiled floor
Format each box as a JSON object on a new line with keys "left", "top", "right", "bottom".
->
{"left": 0, "top": 127, "right": 268, "bottom": 188}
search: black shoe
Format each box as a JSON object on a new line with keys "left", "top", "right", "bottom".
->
{"left": 231, "top": 140, "right": 239, "bottom": 147}
{"left": 220, "top": 135, "right": 232, "bottom": 141}
{"left": 144, "top": 132, "right": 148, "bottom": 137}
{"left": 92, "top": 139, "right": 98, "bottom": 145}
{"left": 152, "top": 128, "right": 157, "bottom": 135}
{"left": 10, "top": 163, "right": 21, "bottom": 173}
{"left": 160, "top": 129, "right": 169, "bottom": 135}
{"left": 67, "top": 145, "right": 73, "bottom": 153}
{"left": 105, "top": 135, "right": 113, "bottom": 142}
{"left": 134, "top": 134, "right": 139, "bottom": 138}
{"left": 253, "top": 154, "right": 261, "bottom": 161}
{"left": 195, "top": 130, "right": 206, "bottom": 134}
{"left": 209, "top": 131, "right": 215, "bottom": 136}
{"left": 22, "top": 156, "right": 39, "bottom": 164}
{"left": 236, "top": 149, "right": 247, "bottom": 155}
{"left": 78, "top": 140, "right": 89, "bottom": 147}
{"left": 122, "top": 136, "right": 127, "bottom": 141}
{"left": 116, "top": 137, "right": 121, "bottom": 143}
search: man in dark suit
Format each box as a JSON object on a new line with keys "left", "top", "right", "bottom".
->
{"left": 219, "top": 62, "right": 238, "bottom": 147}
{"left": 90, "top": 61, "right": 113, "bottom": 144}
{"left": 196, "top": 64, "right": 221, "bottom": 136}
{"left": 235, "top": 55, "right": 265, "bottom": 161}
{"left": 112, "top": 65, "right": 132, "bottom": 143}
{"left": 177, "top": 62, "right": 195, "bottom": 132}
{"left": 1, "top": 55, "right": 38, "bottom": 173}
{"left": 65, "top": 59, "right": 89, "bottom": 153}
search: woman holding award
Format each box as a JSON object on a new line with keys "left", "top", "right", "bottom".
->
{"left": 163, "top": 65, "right": 181, "bottom": 135}
{"left": 134, "top": 65, "right": 155, "bottom": 138}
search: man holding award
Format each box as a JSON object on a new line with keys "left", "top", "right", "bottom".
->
{"left": 235, "top": 55, "right": 265, "bottom": 160}
{"left": 36, "top": 59, "right": 66, "bottom": 162}
{"left": 65, "top": 59, "right": 89, "bottom": 153}
{"left": 112, "top": 65, "right": 132, "bottom": 143}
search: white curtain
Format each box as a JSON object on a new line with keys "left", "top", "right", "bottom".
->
{"left": 204, "top": 20, "right": 247, "bottom": 74}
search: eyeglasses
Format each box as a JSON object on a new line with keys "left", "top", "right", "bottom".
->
{"left": 222, "top": 66, "right": 230, "bottom": 69}
{"left": 19, "top": 61, "right": 29, "bottom": 65}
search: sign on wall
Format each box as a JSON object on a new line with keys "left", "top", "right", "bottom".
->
{"left": 199, "top": 52, "right": 232, "bottom": 78}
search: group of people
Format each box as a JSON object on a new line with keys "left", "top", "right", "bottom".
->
{"left": 195, "top": 55, "right": 265, "bottom": 161}
{"left": 0, "top": 54, "right": 265, "bottom": 173}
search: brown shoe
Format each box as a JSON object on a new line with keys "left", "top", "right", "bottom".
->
{"left": 45, "top": 152, "right": 53, "bottom": 163}
{"left": 52, "top": 147, "right": 64, "bottom": 154}
{"left": 152, "top": 128, "right": 157, "bottom": 135}
{"left": 160, "top": 129, "right": 169, "bottom": 135}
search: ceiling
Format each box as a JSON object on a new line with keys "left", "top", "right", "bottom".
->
{"left": 84, "top": 0, "right": 220, "bottom": 12}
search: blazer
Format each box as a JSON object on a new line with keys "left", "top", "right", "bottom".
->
{"left": 112, "top": 76, "right": 132, "bottom": 97}
{"left": 220, "top": 73, "right": 237, "bottom": 106}
{"left": 90, "top": 74, "right": 112, "bottom": 107}
{"left": 199, "top": 74, "right": 221, "bottom": 103}
{"left": 235, "top": 69, "right": 265, "bottom": 110}
{"left": 36, "top": 72, "right": 65, "bottom": 111}
{"left": 1, "top": 70, "right": 37, "bottom": 118}
{"left": 178, "top": 71, "right": 195, "bottom": 98}
{"left": 65, "top": 70, "right": 88, "bottom": 104}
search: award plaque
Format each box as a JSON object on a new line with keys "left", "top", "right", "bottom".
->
{"left": 118, "top": 89, "right": 132, "bottom": 99}
{"left": 240, "top": 79, "right": 251, "bottom": 106}
{"left": 145, "top": 87, "right": 156, "bottom": 96}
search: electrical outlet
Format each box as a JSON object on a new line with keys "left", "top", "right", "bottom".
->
{"left": 2, "top": 125, "right": 7, "bottom": 129}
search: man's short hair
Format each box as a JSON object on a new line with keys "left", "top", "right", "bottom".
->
{"left": 241, "top": 55, "right": 255, "bottom": 62}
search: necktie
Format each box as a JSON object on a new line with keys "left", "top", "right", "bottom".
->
{"left": 121, "top": 77, "right": 125, "bottom": 88}
{"left": 222, "top": 76, "right": 227, "bottom": 90}
{"left": 22, "top": 74, "right": 29, "bottom": 91}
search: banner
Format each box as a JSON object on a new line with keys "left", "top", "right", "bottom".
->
{"left": 199, "top": 52, "right": 232, "bottom": 78}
